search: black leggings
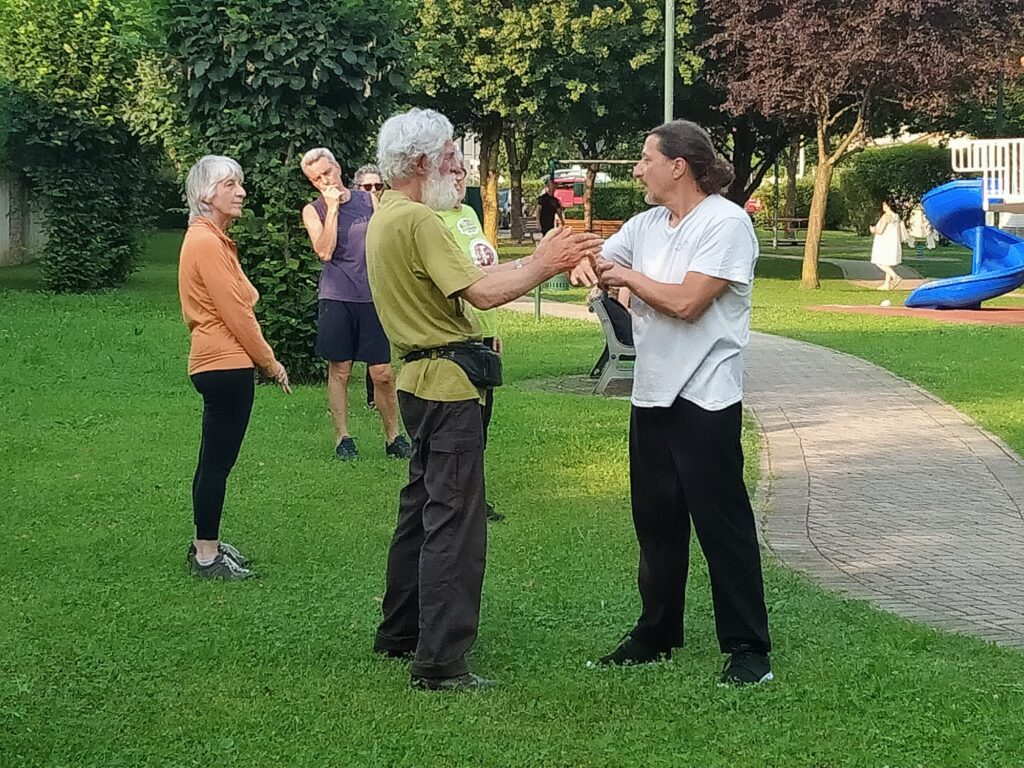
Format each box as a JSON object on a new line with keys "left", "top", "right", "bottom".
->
{"left": 190, "top": 368, "right": 255, "bottom": 541}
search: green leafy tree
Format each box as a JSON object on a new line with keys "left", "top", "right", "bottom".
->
{"left": 557, "top": 0, "right": 701, "bottom": 228}
{"left": 0, "top": 0, "right": 151, "bottom": 291}
{"left": 710, "top": 0, "right": 1024, "bottom": 288}
{"left": 162, "top": 0, "right": 411, "bottom": 380}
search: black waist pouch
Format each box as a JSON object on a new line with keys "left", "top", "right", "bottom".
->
{"left": 404, "top": 341, "right": 503, "bottom": 389}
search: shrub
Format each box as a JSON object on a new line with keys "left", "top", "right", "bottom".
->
{"left": 0, "top": 0, "right": 149, "bottom": 292}
{"left": 562, "top": 182, "right": 649, "bottom": 220}
{"left": 839, "top": 144, "right": 954, "bottom": 233}
{"left": 164, "top": 0, "right": 410, "bottom": 380}
{"left": 752, "top": 174, "right": 848, "bottom": 231}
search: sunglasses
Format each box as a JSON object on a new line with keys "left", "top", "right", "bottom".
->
{"left": 359, "top": 183, "right": 385, "bottom": 191}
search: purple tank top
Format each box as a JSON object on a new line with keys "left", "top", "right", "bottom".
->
{"left": 312, "top": 191, "right": 374, "bottom": 302}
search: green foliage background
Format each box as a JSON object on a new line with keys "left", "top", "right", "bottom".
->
{"left": 0, "top": 0, "right": 151, "bottom": 292}
{"left": 839, "top": 143, "right": 955, "bottom": 232}
{"left": 161, "top": 0, "right": 411, "bottom": 380}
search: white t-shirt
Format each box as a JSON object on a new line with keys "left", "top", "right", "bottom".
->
{"left": 602, "top": 195, "right": 758, "bottom": 410}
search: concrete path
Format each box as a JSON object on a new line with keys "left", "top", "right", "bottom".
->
{"left": 745, "top": 333, "right": 1024, "bottom": 647}
{"left": 505, "top": 298, "right": 1024, "bottom": 647}
{"left": 764, "top": 252, "right": 926, "bottom": 290}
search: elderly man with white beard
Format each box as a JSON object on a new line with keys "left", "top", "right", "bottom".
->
{"left": 366, "top": 108, "right": 602, "bottom": 691}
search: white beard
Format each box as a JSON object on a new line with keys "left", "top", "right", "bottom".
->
{"left": 422, "top": 170, "right": 461, "bottom": 211}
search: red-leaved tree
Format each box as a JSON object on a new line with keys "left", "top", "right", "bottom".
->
{"left": 709, "top": 0, "right": 1024, "bottom": 288}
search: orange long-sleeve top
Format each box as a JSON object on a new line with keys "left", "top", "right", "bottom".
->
{"left": 178, "top": 217, "right": 278, "bottom": 376}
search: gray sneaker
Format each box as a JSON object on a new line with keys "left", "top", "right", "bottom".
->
{"left": 189, "top": 552, "right": 256, "bottom": 581}
{"left": 187, "top": 541, "right": 250, "bottom": 568}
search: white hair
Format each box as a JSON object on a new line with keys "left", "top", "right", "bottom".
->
{"left": 376, "top": 108, "right": 453, "bottom": 184}
{"left": 354, "top": 164, "right": 381, "bottom": 183}
{"left": 185, "top": 155, "right": 244, "bottom": 224}
{"left": 300, "top": 147, "right": 339, "bottom": 173}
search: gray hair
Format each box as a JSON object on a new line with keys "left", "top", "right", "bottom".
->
{"left": 354, "top": 164, "right": 381, "bottom": 183}
{"left": 300, "top": 147, "right": 339, "bottom": 173}
{"left": 649, "top": 120, "right": 735, "bottom": 195}
{"left": 185, "top": 155, "right": 244, "bottom": 224}
{"left": 376, "top": 108, "right": 453, "bottom": 184}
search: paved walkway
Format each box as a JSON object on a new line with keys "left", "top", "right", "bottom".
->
{"left": 506, "top": 298, "right": 1024, "bottom": 647}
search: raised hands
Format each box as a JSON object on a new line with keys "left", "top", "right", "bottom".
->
{"left": 533, "top": 227, "right": 604, "bottom": 276}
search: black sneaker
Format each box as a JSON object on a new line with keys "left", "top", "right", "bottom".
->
{"left": 593, "top": 633, "right": 671, "bottom": 667}
{"left": 385, "top": 434, "right": 412, "bottom": 459}
{"left": 187, "top": 541, "right": 250, "bottom": 568}
{"left": 719, "top": 652, "right": 773, "bottom": 686}
{"left": 189, "top": 553, "right": 256, "bottom": 581}
{"left": 484, "top": 501, "right": 505, "bottom": 522}
{"left": 410, "top": 672, "right": 497, "bottom": 691}
{"left": 335, "top": 436, "right": 358, "bottom": 461}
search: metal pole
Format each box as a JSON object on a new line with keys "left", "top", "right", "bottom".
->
{"left": 772, "top": 156, "right": 780, "bottom": 249}
{"left": 663, "top": 0, "right": 674, "bottom": 123}
{"left": 534, "top": 284, "right": 541, "bottom": 321}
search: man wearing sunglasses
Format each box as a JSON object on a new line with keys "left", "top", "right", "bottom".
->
{"left": 354, "top": 164, "right": 386, "bottom": 198}
{"left": 353, "top": 164, "right": 386, "bottom": 411}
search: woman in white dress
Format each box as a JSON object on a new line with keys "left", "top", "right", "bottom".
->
{"left": 869, "top": 200, "right": 908, "bottom": 290}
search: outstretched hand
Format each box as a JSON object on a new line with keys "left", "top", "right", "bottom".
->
{"left": 534, "top": 227, "right": 604, "bottom": 274}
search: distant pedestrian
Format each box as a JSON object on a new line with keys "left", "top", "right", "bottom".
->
{"left": 870, "top": 201, "right": 909, "bottom": 290}
{"left": 537, "top": 179, "right": 565, "bottom": 235}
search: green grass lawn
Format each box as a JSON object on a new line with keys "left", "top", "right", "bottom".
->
{"left": 3, "top": 233, "right": 1024, "bottom": 767}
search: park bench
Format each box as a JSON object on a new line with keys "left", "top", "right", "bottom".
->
{"left": 563, "top": 219, "right": 625, "bottom": 239}
{"left": 589, "top": 291, "right": 635, "bottom": 395}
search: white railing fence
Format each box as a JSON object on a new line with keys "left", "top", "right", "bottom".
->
{"left": 950, "top": 137, "right": 1024, "bottom": 210}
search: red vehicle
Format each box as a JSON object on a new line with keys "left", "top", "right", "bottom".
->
{"left": 744, "top": 197, "right": 764, "bottom": 216}
{"left": 550, "top": 175, "right": 585, "bottom": 208}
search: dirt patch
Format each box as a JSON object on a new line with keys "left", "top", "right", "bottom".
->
{"left": 809, "top": 304, "right": 1024, "bottom": 326}
{"left": 518, "top": 374, "right": 632, "bottom": 399}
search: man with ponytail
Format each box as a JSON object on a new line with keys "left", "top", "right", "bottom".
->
{"left": 572, "top": 120, "right": 773, "bottom": 686}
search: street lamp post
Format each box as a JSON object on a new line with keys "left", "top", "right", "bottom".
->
{"left": 664, "top": 0, "right": 674, "bottom": 123}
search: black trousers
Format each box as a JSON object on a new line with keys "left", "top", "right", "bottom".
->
{"left": 629, "top": 398, "right": 771, "bottom": 654}
{"left": 190, "top": 368, "right": 255, "bottom": 541}
{"left": 374, "top": 393, "right": 487, "bottom": 679}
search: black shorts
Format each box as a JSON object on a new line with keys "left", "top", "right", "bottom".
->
{"left": 316, "top": 299, "right": 391, "bottom": 365}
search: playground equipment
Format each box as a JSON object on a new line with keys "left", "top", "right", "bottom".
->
{"left": 905, "top": 139, "right": 1024, "bottom": 309}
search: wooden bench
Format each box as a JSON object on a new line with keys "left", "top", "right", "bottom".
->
{"left": 563, "top": 219, "right": 625, "bottom": 238}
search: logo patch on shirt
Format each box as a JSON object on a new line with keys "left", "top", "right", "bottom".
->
{"left": 457, "top": 218, "right": 482, "bottom": 237}
{"left": 470, "top": 239, "right": 498, "bottom": 268}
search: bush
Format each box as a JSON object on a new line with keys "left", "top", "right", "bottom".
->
{"left": 839, "top": 144, "right": 954, "bottom": 233}
{"left": 562, "top": 182, "right": 649, "bottom": 220}
{"left": 0, "top": 0, "right": 149, "bottom": 292}
{"left": 752, "top": 174, "right": 848, "bottom": 231}
{"left": 165, "top": 0, "right": 410, "bottom": 381}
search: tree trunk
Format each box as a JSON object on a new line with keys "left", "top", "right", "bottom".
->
{"left": 478, "top": 118, "right": 502, "bottom": 246}
{"left": 725, "top": 118, "right": 756, "bottom": 206}
{"left": 784, "top": 136, "right": 799, "bottom": 235}
{"left": 802, "top": 160, "right": 834, "bottom": 289}
{"left": 503, "top": 124, "right": 534, "bottom": 243}
{"left": 7, "top": 171, "right": 27, "bottom": 264}
{"left": 583, "top": 163, "right": 597, "bottom": 230}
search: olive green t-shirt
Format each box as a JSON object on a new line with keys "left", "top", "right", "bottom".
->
{"left": 366, "top": 190, "right": 486, "bottom": 402}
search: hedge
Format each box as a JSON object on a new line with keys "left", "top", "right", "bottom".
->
{"left": 752, "top": 175, "right": 849, "bottom": 231}
{"left": 839, "top": 144, "right": 954, "bottom": 233}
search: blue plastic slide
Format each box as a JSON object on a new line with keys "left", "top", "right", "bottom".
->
{"left": 904, "top": 179, "right": 1024, "bottom": 309}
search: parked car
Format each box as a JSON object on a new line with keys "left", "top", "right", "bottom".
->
{"left": 498, "top": 189, "right": 511, "bottom": 229}
{"left": 744, "top": 197, "right": 764, "bottom": 217}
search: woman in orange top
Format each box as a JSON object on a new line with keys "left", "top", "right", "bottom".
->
{"left": 178, "top": 155, "right": 291, "bottom": 580}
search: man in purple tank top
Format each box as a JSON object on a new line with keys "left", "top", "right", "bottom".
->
{"left": 300, "top": 148, "right": 411, "bottom": 461}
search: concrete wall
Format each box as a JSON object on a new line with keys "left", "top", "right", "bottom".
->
{"left": 0, "top": 172, "right": 45, "bottom": 266}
